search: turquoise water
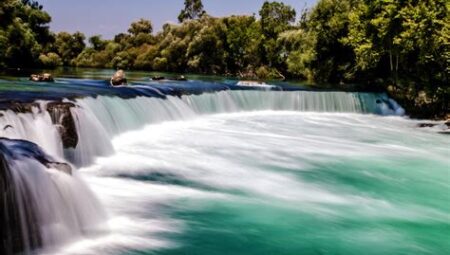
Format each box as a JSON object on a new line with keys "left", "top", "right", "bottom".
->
{"left": 0, "top": 74, "right": 447, "bottom": 255}
{"left": 76, "top": 112, "right": 449, "bottom": 255}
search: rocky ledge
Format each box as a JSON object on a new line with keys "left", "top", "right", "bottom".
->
{"left": 1, "top": 101, "right": 78, "bottom": 149}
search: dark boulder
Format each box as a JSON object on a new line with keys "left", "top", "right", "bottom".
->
{"left": 46, "top": 102, "right": 78, "bottom": 149}
{"left": 176, "top": 75, "right": 187, "bottom": 81}
{"left": 417, "top": 123, "right": 437, "bottom": 128}
{"left": 169, "top": 75, "right": 187, "bottom": 81}
{"left": 45, "top": 162, "right": 72, "bottom": 175}
{"left": 152, "top": 76, "right": 165, "bottom": 81}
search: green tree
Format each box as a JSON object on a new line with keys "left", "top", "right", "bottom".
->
{"left": 39, "top": 52, "right": 62, "bottom": 67}
{"left": 224, "top": 15, "right": 263, "bottom": 72}
{"left": 0, "top": 0, "right": 52, "bottom": 67}
{"left": 259, "top": 1, "right": 296, "bottom": 67}
{"left": 292, "top": 0, "right": 356, "bottom": 82}
{"left": 259, "top": 1, "right": 296, "bottom": 38}
{"left": 55, "top": 31, "right": 86, "bottom": 65}
{"left": 187, "top": 18, "right": 227, "bottom": 73}
{"left": 128, "top": 18, "right": 153, "bottom": 35}
{"left": 89, "top": 35, "right": 107, "bottom": 51}
{"left": 178, "top": 0, "right": 206, "bottom": 23}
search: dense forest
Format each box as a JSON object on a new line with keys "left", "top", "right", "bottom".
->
{"left": 0, "top": 0, "right": 448, "bottom": 118}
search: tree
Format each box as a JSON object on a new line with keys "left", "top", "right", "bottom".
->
{"left": 344, "top": 0, "right": 448, "bottom": 85}
{"left": 223, "top": 15, "right": 263, "bottom": 71}
{"left": 187, "top": 18, "right": 227, "bottom": 73}
{"left": 39, "top": 52, "right": 62, "bottom": 67}
{"left": 259, "top": 1, "right": 296, "bottom": 38}
{"left": 128, "top": 18, "right": 153, "bottom": 35}
{"left": 55, "top": 31, "right": 86, "bottom": 65}
{"left": 178, "top": 0, "right": 206, "bottom": 23}
{"left": 292, "top": 0, "right": 356, "bottom": 82}
{"left": 89, "top": 35, "right": 107, "bottom": 51}
{"left": 0, "top": 0, "right": 52, "bottom": 67}
{"left": 259, "top": 1, "right": 296, "bottom": 67}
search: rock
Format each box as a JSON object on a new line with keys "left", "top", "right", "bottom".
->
{"left": 417, "top": 123, "right": 437, "bottom": 128}
{"left": 152, "top": 76, "right": 165, "bottom": 81}
{"left": 45, "top": 162, "right": 72, "bottom": 175}
{"left": 110, "top": 70, "right": 127, "bottom": 86}
{"left": 29, "top": 73, "right": 54, "bottom": 82}
{"left": 9, "top": 102, "right": 40, "bottom": 113}
{"left": 46, "top": 102, "right": 78, "bottom": 149}
{"left": 417, "top": 121, "right": 450, "bottom": 131}
{"left": 175, "top": 75, "right": 187, "bottom": 81}
{"left": 29, "top": 74, "right": 40, "bottom": 81}
{"left": 168, "top": 75, "right": 187, "bottom": 81}
{"left": 0, "top": 101, "right": 78, "bottom": 149}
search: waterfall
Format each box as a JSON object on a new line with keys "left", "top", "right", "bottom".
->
{"left": 1, "top": 90, "right": 404, "bottom": 167}
{"left": 0, "top": 138, "right": 105, "bottom": 255}
{"left": 0, "top": 89, "right": 405, "bottom": 254}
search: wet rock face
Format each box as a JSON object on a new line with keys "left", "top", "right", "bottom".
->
{"left": 0, "top": 101, "right": 79, "bottom": 149}
{"left": 45, "top": 162, "right": 72, "bottom": 175}
{"left": 46, "top": 102, "right": 78, "bottom": 149}
{"left": 8, "top": 102, "right": 40, "bottom": 113}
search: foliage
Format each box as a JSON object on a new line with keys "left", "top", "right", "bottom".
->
{"left": 0, "top": 0, "right": 52, "bottom": 67}
{"left": 0, "top": 0, "right": 447, "bottom": 117}
{"left": 38, "top": 52, "right": 62, "bottom": 67}
{"left": 128, "top": 18, "right": 153, "bottom": 35}
{"left": 54, "top": 31, "right": 85, "bottom": 65}
{"left": 178, "top": 0, "right": 206, "bottom": 23}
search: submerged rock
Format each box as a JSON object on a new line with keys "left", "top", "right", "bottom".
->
{"left": 168, "top": 75, "right": 187, "bottom": 81}
{"left": 417, "top": 121, "right": 450, "bottom": 135}
{"left": 110, "top": 70, "right": 127, "bottom": 86}
{"left": 417, "top": 123, "right": 437, "bottom": 128}
{"left": 152, "top": 76, "right": 165, "bottom": 81}
{"left": 176, "top": 75, "right": 187, "bottom": 81}
{"left": 29, "top": 73, "right": 54, "bottom": 82}
{"left": 45, "top": 162, "right": 72, "bottom": 175}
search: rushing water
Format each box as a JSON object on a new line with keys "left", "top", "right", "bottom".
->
{"left": 0, "top": 77, "right": 449, "bottom": 255}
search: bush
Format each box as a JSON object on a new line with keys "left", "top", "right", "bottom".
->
{"left": 39, "top": 52, "right": 62, "bottom": 68}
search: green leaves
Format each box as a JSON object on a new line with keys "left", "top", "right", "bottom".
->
{"left": 0, "top": 0, "right": 51, "bottom": 67}
{"left": 178, "top": 0, "right": 206, "bottom": 23}
{"left": 128, "top": 19, "right": 153, "bottom": 35}
{"left": 259, "top": 1, "right": 296, "bottom": 37}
